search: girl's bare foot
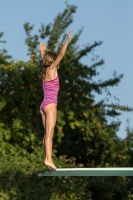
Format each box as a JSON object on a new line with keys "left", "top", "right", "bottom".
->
{"left": 44, "top": 160, "right": 57, "bottom": 170}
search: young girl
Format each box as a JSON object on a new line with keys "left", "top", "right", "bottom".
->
{"left": 40, "top": 30, "right": 72, "bottom": 170}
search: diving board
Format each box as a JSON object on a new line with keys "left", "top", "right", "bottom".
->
{"left": 38, "top": 167, "right": 133, "bottom": 177}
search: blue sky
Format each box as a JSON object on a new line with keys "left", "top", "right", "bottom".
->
{"left": 1, "top": 0, "right": 133, "bottom": 138}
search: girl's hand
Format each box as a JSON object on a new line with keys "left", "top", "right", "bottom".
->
{"left": 40, "top": 42, "right": 46, "bottom": 52}
{"left": 67, "top": 30, "right": 72, "bottom": 40}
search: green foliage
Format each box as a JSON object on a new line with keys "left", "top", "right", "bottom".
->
{"left": 0, "top": 32, "right": 12, "bottom": 64}
{"left": 0, "top": 142, "right": 133, "bottom": 200}
{"left": 0, "top": 2, "right": 133, "bottom": 199}
{"left": 0, "top": 31, "right": 6, "bottom": 44}
{"left": 0, "top": 142, "right": 84, "bottom": 200}
{"left": 0, "top": 141, "right": 133, "bottom": 200}
{"left": 0, "top": 62, "right": 42, "bottom": 151}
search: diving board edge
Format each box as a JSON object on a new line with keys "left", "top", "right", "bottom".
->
{"left": 38, "top": 167, "right": 133, "bottom": 177}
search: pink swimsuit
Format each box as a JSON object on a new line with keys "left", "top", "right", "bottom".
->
{"left": 40, "top": 76, "right": 60, "bottom": 112}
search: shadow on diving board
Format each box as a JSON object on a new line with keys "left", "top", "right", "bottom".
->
{"left": 38, "top": 168, "right": 133, "bottom": 177}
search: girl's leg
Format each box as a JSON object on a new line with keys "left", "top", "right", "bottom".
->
{"left": 40, "top": 111, "right": 46, "bottom": 156}
{"left": 44, "top": 104, "right": 57, "bottom": 169}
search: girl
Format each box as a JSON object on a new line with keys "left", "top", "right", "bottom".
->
{"left": 40, "top": 30, "right": 72, "bottom": 170}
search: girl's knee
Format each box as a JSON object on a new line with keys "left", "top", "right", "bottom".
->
{"left": 46, "top": 127, "right": 54, "bottom": 134}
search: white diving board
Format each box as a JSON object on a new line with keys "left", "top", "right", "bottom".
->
{"left": 38, "top": 167, "right": 133, "bottom": 177}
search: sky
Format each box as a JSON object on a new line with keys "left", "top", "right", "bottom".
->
{"left": 0, "top": 0, "right": 133, "bottom": 139}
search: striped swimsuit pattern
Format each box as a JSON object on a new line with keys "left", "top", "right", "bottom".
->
{"left": 40, "top": 76, "right": 60, "bottom": 112}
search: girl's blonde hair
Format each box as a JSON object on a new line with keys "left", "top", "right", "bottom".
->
{"left": 41, "top": 51, "right": 58, "bottom": 79}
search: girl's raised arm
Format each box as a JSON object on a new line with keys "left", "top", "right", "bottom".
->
{"left": 52, "top": 30, "right": 72, "bottom": 68}
{"left": 40, "top": 42, "right": 46, "bottom": 59}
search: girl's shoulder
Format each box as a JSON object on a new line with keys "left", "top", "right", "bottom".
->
{"left": 44, "top": 68, "right": 58, "bottom": 82}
